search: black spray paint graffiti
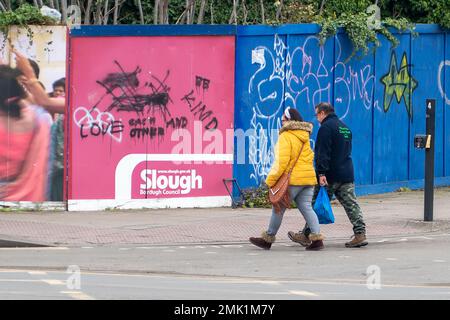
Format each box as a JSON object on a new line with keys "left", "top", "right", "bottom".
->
{"left": 77, "top": 66, "right": 220, "bottom": 144}
{"left": 380, "top": 51, "right": 418, "bottom": 120}
{"left": 73, "top": 106, "right": 125, "bottom": 142}
{"left": 93, "top": 60, "right": 173, "bottom": 122}
{"left": 195, "top": 75, "right": 211, "bottom": 93}
{"left": 129, "top": 118, "right": 165, "bottom": 140}
{"left": 80, "top": 120, "right": 124, "bottom": 139}
{"left": 166, "top": 116, "right": 188, "bottom": 130}
{"left": 181, "top": 89, "right": 218, "bottom": 131}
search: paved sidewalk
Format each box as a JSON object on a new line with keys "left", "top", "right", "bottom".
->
{"left": 0, "top": 188, "right": 449, "bottom": 247}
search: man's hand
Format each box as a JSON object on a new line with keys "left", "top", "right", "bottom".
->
{"left": 319, "top": 175, "right": 328, "bottom": 186}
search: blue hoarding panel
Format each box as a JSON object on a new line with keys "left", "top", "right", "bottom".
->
{"left": 233, "top": 25, "right": 450, "bottom": 193}
{"left": 445, "top": 34, "right": 450, "bottom": 177}
{"left": 234, "top": 34, "right": 288, "bottom": 189}
{"left": 284, "top": 34, "right": 334, "bottom": 166}
{"left": 333, "top": 34, "right": 375, "bottom": 185}
{"left": 373, "top": 34, "right": 411, "bottom": 184}
{"left": 411, "top": 34, "right": 445, "bottom": 179}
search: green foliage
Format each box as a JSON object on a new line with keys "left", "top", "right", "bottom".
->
{"left": 409, "top": 0, "right": 450, "bottom": 29}
{"left": 322, "top": 0, "right": 372, "bottom": 15}
{"left": 241, "top": 184, "right": 298, "bottom": 209}
{"left": 316, "top": 9, "right": 415, "bottom": 61}
{"left": 269, "top": 0, "right": 318, "bottom": 25}
{"left": 242, "top": 184, "right": 271, "bottom": 208}
{"left": 0, "top": 4, "right": 58, "bottom": 52}
{"left": 0, "top": 206, "right": 12, "bottom": 213}
{"left": 0, "top": 4, "right": 57, "bottom": 30}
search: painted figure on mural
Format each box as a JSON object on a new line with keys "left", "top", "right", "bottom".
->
{"left": 14, "top": 50, "right": 66, "bottom": 202}
{"left": 48, "top": 78, "right": 66, "bottom": 201}
{"left": 0, "top": 64, "right": 52, "bottom": 201}
{"left": 290, "top": 102, "right": 368, "bottom": 248}
{"left": 249, "top": 107, "right": 325, "bottom": 251}
{"left": 0, "top": 49, "right": 66, "bottom": 202}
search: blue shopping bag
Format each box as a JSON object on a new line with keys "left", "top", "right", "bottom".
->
{"left": 313, "top": 186, "right": 335, "bottom": 224}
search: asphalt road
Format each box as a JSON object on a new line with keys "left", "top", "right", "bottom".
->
{"left": 0, "top": 233, "right": 449, "bottom": 300}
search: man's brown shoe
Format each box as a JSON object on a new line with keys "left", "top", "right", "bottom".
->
{"left": 287, "top": 231, "right": 311, "bottom": 247}
{"left": 345, "top": 233, "right": 368, "bottom": 248}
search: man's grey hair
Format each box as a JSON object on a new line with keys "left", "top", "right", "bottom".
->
{"left": 315, "top": 102, "right": 335, "bottom": 115}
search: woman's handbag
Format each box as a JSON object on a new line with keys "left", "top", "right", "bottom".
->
{"left": 268, "top": 141, "right": 304, "bottom": 214}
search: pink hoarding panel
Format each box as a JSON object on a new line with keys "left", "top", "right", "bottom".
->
{"left": 69, "top": 36, "right": 235, "bottom": 202}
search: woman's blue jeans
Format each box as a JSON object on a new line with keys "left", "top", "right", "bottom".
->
{"left": 267, "top": 185, "right": 320, "bottom": 236}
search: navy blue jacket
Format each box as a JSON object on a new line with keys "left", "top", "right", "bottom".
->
{"left": 314, "top": 113, "right": 354, "bottom": 183}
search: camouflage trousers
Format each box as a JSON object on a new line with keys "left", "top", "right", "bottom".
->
{"left": 302, "top": 182, "right": 366, "bottom": 236}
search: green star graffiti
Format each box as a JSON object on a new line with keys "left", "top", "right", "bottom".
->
{"left": 380, "top": 52, "right": 418, "bottom": 119}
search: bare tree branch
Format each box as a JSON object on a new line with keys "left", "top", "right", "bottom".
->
{"left": 61, "top": 0, "right": 68, "bottom": 24}
{"left": 210, "top": 0, "right": 214, "bottom": 24}
{"left": 158, "top": 0, "right": 164, "bottom": 24}
{"left": 242, "top": 0, "right": 248, "bottom": 25}
{"left": 84, "top": 0, "right": 92, "bottom": 24}
{"left": 103, "top": 0, "right": 110, "bottom": 25}
{"left": 259, "top": 0, "right": 265, "bottom": 24}
{"left": 137, "top": 0, "right": 144, "bottom": 24}
{"left": 113, "top": 0, "right": 120, "bottom": 25}
{"left": 163, "top": 0, "right": 170, "bottom": 24}
{"left": 154, "top": 0, "right": 160, "bottom": 24}
{"left": 176, "top": 6, "right": 187, "bottom": 24}
{"left": 319, "top": 0, "right": 326, "bottom": 15}
{"left": 95, "top": 0, "right": 102, "bottom": 25}
{"left": 229, "top": 0, "right": 239, "bottom": 25}
{"left": 276, "top": 0, "right": 284, "bottom": 21}
{"left": 189, "top": 0, "right": 196, "bottom": 25}
{"left": 197, "top": 0, "right": 206, "bottom": 24}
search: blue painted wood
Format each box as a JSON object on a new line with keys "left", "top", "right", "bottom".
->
{"left": 413, "top": 24, "right": 447, "bottom": 34}
{"left": 355, "top": 176, "right": 450, "bottom": 196}
{"left": 234, "top": 34, "right": 288, "bottom": 189}
{"left": 333, "top": 34, "right": 375, "bottom": 185}
{"left": 285, "top": 34, "right": 334, "bottom": 124}
{"left": 445, "top": 34, "right": 450, "bottom": 177}
{"left": 69, "top": 25, "right": 236, "bottom": 37}
{"left": 373, "top": 34, "right": 411, "bottom": 184}
{"left": 284, "top": 33, "right": 334, "bottom": 167}
{"left": 232, "top": 24, "right": 450, "bottom": 193}
{"left": 410, "top": 34, "right": 445, "bottom": 179}
{"left": 237, "top": 24, "right": 322, "bottom": 36}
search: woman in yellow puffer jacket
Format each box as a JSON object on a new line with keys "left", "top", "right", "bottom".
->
{"left": 249, "top": 107, "right": 324, "bottom": 251}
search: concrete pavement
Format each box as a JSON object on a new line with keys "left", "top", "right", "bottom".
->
{"left": 0, "top": 187, "right": 449, "bottom": 247}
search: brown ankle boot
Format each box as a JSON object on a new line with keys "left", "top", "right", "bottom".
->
{"left": 305, "top": 233, "right": 324, "bottom": 251}
{"left": 345, "top": 233, "right": 368, "bottom": 248}
{"left": 287, "top": 231, "right": 311, "bottom": 247}
{"left": 249, "top": 231, "right": 275, "bottom": 250}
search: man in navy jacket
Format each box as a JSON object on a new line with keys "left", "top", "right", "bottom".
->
{"left": 288, "top": 102, "right": 368, "bottom": 248}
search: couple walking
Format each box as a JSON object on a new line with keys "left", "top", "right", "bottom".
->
{"left": 249, "top": 103, "right": 368, "bottom": 251}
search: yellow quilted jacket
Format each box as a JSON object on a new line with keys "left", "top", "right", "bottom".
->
{"left": 265, "top": 121, "right": 317, "bottom": 187}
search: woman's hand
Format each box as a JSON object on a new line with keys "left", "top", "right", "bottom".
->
{"left": 13, "top": 49, "right": 37, "bottom": 79}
